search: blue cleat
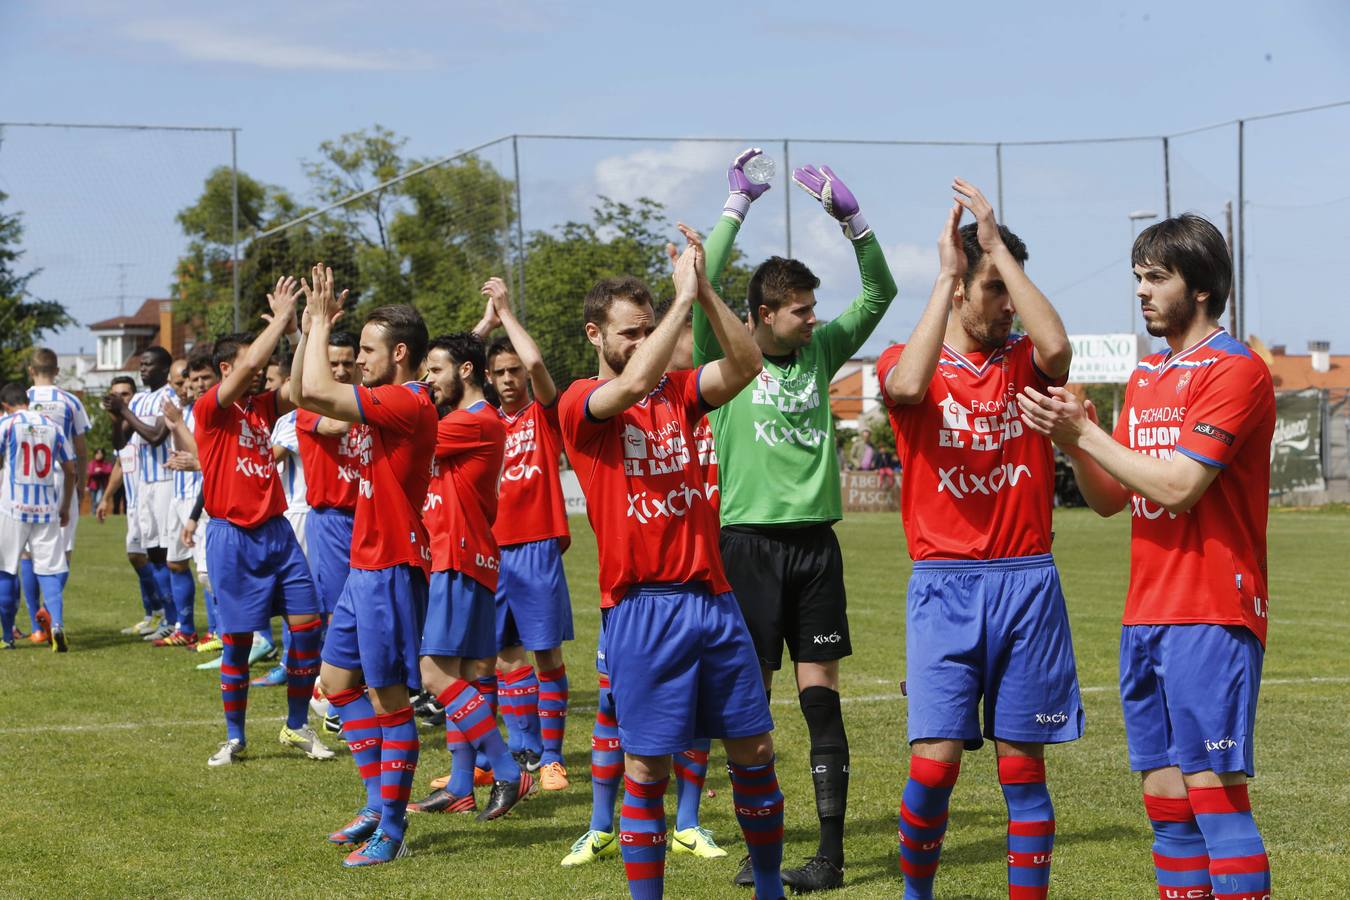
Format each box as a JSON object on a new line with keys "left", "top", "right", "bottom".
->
{"left": 251, "top": 664, "right": 287, "bottom": 687}
{"left": 342, "top": 827, "right": 407, "bottom": 867}
{"left": 247, "top": 635, "right": 276, "bottom": 665}
{"left": 328, "top": 808, "right": 382, "bottom": 846}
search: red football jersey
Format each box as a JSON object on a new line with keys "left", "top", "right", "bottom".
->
{"left": 294, "top": 409, "right": 362, "bottom": 512}
{"left": 425, "top": 401, "right": 506, "bottom": 591}
{"left": 878, "top": 335, "right": 1062, "bottom": 561}
{"left": 348, "top": 382, "right": 438, "bottom": 575}
{"left": 1113, "top": 328, "right": 1275, "bottom": 645}
{"left": 692, "top": 418, "right": 719, "bottom": 512}
{"left": 559, "top": 370, "right": 728, "bottom": 607}
{"left": 194, "top": 384, "right": 285, "bottom": 528}
{"left": 493, "top": 400, "right": 571, "bottom": 550}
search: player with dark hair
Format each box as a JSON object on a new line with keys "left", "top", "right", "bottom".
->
{"left": 410, "top": 330, "right": 536, "bottom": 821}
{"left": 193, "top": 282, "right": 327, "bottom": 771}
{"left": 698, "top": 149, "right": 898, "bottom": 892}
{"left": 559, "top": 225, "right": 785, "bottom": 900}
{"left": 1, "top": 382, "right": 76, "bottom": 651}
{"left": 97, "top": 375, "right": 166, "bottom": 638}
{"left": 877, "top": 180, "right": 1077, "bottom": 899}
{"left": 1019, "top": 212, "right": 1274, "bottom": 900}
{"left": 295, "top": 266, "right": 438, "bottom": 866}
{"left": 104, "top": 345, "right": 180, "bottom": 642}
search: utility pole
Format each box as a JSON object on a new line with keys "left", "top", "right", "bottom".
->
{"left": 1224, "top": 201, "right": 1236, "bottom": 335}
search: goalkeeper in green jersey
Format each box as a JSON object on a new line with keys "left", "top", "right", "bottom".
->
{"left": 695, "top": 148, "right": 897, "bottom": 893}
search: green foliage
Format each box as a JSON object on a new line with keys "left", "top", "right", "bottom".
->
{"left": 0, "top": 191, "right": 73, "bottom": 384}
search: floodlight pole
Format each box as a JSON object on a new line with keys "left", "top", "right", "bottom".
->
{"left": 231, "top": 130, "right": 240, "bottom": 331}
{"left": 512, "top": 135, "right": 527, "bottom": 325}
{"left": 1236, "top": 119, "right": 1246, "bottom": 342}
{"left": 995, "top": 143, "right": 1005, "bottom": 221}
{"left": 783, "top": 139, "right": 792, "bottom": 258}
{"left": 1162, "top": 136, "right": 1172, "bottom": 218}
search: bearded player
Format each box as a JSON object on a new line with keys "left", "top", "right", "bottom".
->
{"left": 559, "top": 226, "right": 785, "bottom": 900}
{"left": 699, "top": 149, "right": 898, "bottom": 891}
{"left": 295, "top": 265, "right": 439, "bottom": 866}
{"left": 878, "top": 181, "right": 1078, "bottom": 899}
{"left": 1020, "top": 213, "right": 1274, "bottom": 900}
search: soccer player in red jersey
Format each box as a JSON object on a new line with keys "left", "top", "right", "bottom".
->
{"left": 1020, "top": 214, "right": 1275, "bottom": 900}
{"left": 467, "top": 277, "right": 576, "bottom": 791}
{"left": 411, "top": 331, "right": 537, "bottom": 822}
{"left": 877, "top": 181, "right": 1077, "bottom": 899}
{"left": 191, "top": 278, "right": 327, "bottom": 771}
{"left": 559, "top": 226, "right": 784, "bottom": 900}
{"left": 293, "top": 265, "right": 439, "bottom": 867}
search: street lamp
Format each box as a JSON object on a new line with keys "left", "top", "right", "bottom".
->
{"left": 1127, "top": 210, "right": 1159, "bottom": 332}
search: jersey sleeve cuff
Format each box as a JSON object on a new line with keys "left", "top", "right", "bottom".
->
{"left": 582, "top": 382, "right": 609, "bottom": 423}
{"left": 1176, "top": 444, "right": 1227, "bottom": 470}
{"left": 352, "top": 385, "right": 366, "bottom": 424}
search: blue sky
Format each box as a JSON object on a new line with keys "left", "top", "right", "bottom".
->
{"left": 2, "top": 0, "right": 1348, "bottom": 360}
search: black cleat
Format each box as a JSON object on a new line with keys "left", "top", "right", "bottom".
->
{"left": 50, "top": 626, "right": 69, "bottom": 653}
{"left": 512, "top": 749, "right": 542, "bottom": 772}
{"left": 475, "top": 771, "right": 536, "bottom": 821}
{"left": 780, "top": 855, "right": 844, "bottom": 894}
{"left": 734, "top": 853, "right": 756, "bottom": 887}
{"left": 409, "top": 787, "right": 477, "bottom": 814}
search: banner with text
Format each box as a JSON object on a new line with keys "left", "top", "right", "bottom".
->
{"left": 1270, "top": 389, "right": 1325, "bottom": 494}
{"left": 1067, "top": 333, "right": 1150, "bottom": 384}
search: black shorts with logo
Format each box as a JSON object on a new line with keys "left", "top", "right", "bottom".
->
{"left": 720, "top": 522, "right": 851, "bottom": 670}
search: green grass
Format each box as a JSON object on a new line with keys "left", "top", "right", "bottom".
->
{"left": 2, "top": 508, "right": 1347, "bottom": 898}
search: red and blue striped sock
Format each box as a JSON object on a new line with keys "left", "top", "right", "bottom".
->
{"left": 728, "top": 759, "right": 785, "bottom": 899}
{"left": 500, "top": 665, "right": 543, "bottom": 755}
{"left": 899, "top": 756, "right": 960, "bottom": 899}
{"left": 169, "top": 568, "right": 196, "bottom": 633}
{"left": 284, "top": 618, "right": 322, "bottom": 729}
{"left": 589, "top": 676, "right": 623, "bottom": 833}
{"left": 377, "top": 706, "right": 419, "bottom": 842}
{"left": 437, "top": 679, "right": 520, "bottom": 781}
{"left": 537, "top": 664, "right": 569, "bottom": 765}
{"left": 999, "top": 756, "right": 1055, "bottom": 899}
{"left": 445, "top": 718, "right": 476, "bottom": 798}
{"left": 673, "top": 739, "right": 711, "bottom": 831}
{"left": 474, "top": 673, "right": 501, "bottom": 770}
{"left": 330, "top": 687, "right": 383, "bottom": 811}
{"left": 1189, "top": 785, "right": 1269, "bottom": 900}
{"left": 219, "top": 632, "right": 253, "bottom": 744}
{"left": 1144, "top": 794, "right": 1213, "bottom": 900}
{"left": 620, "top": 775, "right": 668, "bottom": 900}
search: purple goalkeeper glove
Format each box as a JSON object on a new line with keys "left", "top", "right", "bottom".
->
{"left": 792, "top": 164, "right": 871, "bottom": 240}
{"left": 723, "top": 147, "right": 772, "bottom": 223}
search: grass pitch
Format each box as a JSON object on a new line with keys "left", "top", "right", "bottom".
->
{"left": 1, "top": 508, "right": 1346, "bottom": 898}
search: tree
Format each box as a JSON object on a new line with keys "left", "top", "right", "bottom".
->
{"left": 0, "top": 191, "right": 73, "bottom": 384}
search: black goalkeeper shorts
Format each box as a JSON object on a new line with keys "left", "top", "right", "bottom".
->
{"left": 719, "top": 522, "right": 851, "bottom": 670}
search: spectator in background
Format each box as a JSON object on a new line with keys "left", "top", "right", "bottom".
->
{"left": 847, "top": 427, "right": 877, "bottom": 471}
{"left": 88, "top": 448, "right": 113, "bottom": 510}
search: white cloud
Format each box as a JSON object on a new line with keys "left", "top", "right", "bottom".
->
{"left": 122, "top": 18, "right": 437, "bottom": 71}
{"left": 589, "top": 141, "right": 736, "bottom": 209}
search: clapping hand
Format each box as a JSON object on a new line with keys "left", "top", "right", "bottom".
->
{"left": 792, "top": 164, "right": 870, "bottom": 239}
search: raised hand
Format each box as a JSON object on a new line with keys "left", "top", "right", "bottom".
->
{"left": 952, "top": 178, "right": 1001, "bottom": 253}
{"left": 671, "top": 223, "right": 705, "bottom": 302}
{"left": 162, "top": 397, "right": 183, "bottom": 426}
{"left": 724, "top": 147, "right": 772, "bottom": 222}
{"left": 481, "top": 277, "right": 511, "bottom": 322}
{"left": 263, "top": 275, "right": 301, "bottom": 333}
{"left": 938, "top": 202, "right": 967, "bottom": 280}
{"left": 792, "top": 164, "right": 870, "bottom": 239}
{"left": 303, "top": 263, "right": 346, "bottom": 330}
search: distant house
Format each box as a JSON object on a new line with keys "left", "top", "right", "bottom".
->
{"left": 828, "top": 359, "right": 881, "bottom": 430}
{"left": 1261, "top": 341, "right": 1350, "bottom": 392}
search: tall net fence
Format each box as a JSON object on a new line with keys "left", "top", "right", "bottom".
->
{"left": 0, "top": 123, "right": 237, "bottom": 363}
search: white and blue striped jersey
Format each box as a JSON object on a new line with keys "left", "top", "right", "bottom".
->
{"left": 27, "top": 385, "right": 92, "bottom": 445}
{"left": 118, "top": 444, "right": 139, "bottom": 510}
{"left": 173, "top": 401, "right": 203, "bottom": 502}
{"left": 1, "top": 410, "right": 74, "bottom": 523}
{"left": 129, "top": 385, "right": 179, "bottom": 484}
{"left": 271, "top": 410, "right": 309, "bottom": 514}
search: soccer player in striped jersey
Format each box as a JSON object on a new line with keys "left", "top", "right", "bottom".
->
{"left": 877, "top": 181, "right": 1077, "bottom": 900}
{"left": 698, "top": 150, "right": 898, "bottom": 892}
{"left": 1019, "top": 214, "right": 1275, "bottom": 900}
{"left": 148, "top": 358, "right": 202, "bottom": 647}
{"left": 0, "top": 382, "right": 76, "bottom": 651}
{"left": 559, "top": 227, "right": 784, "bottom": 900}
{"left": 194, "top": 278, "right": 329, "bottom": 770}
{"left": 165, "top": 349, "right": 218, "bottom": 647}
{"left": 105, "top": 346, "right": 181, "bottom": 642}
{"left": 296, "top": 265, "right": 438, "bottom": 866}
{"left": 21, "top": 349, "right": 91, "bottom": 639}
{"left": 97, "top": 376, "right": 165, "bottom": 637}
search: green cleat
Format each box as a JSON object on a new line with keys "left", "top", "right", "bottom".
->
{"left": 560, "top": 829, "right": 619, "bottom": 867}
{"left": 671, "top": 825, "right": 728, "bottom": 859}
